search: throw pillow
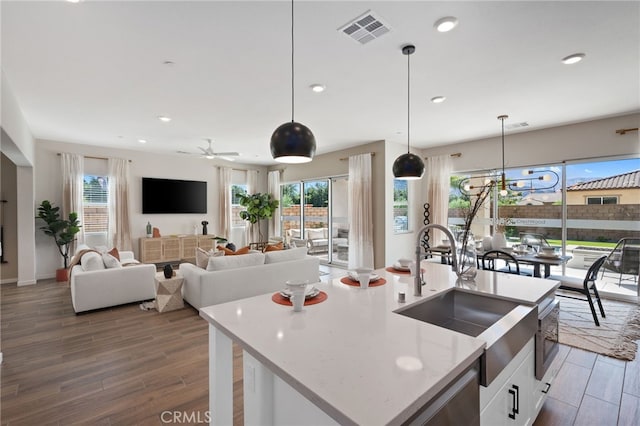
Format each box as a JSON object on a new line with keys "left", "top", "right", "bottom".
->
{"left": 102, "top": 252, "right": 122, "bottom": 269}
{"left": 263, "top": 242, "right": 284, "bottom": 252}
{"left": 108, "top": 247, "right": 120, "bottom": 261}
{"left": 264, "top": 247, "right": 307, "bottom": 264}
{"left": 196, "top": 247, "right": 224, "bottom": 268}
{"left": 307, "top": 228, "right": 325, "bottom": 240}
{"left": 206, "top": 252, "right": 265, "bottom": 271}
{"left": 216, "top": 245, "right": 250, "bottom": 256}
{"left": 80, "top": 251, "right": 105, "bottom": 271}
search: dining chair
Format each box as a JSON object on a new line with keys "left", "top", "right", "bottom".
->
{"left": 547, "top": 255, "right": 607, "bottom": 326}
{"left": 600, "top": 238, "right": 640, "bottom": 287}
{"left": 482, "top": 250, "right": 521, "bottom": 275}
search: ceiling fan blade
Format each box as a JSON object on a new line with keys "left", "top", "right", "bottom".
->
{"left": 198, "top": 146, "right": 208, "bottom": 154}
{"left": 213, "top": 152, "right": 240, "bottom": 156}
{"left": 218, "top": 156, "right": 236, "bottom": 162}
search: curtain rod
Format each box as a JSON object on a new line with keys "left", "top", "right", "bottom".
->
{"left": 424, "top": 152, "right": 462, "bottom": 159}
{"left": 339, "top": 152, "right": 376, "bottom": 161}
{"left": 615, "top": 127, "right": 638, "bottom": 135}
{"left": 57, "top": 153, "right": 131, "bottom": 162}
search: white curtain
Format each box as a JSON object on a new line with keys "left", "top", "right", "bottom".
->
{"left": 245, "top": 169, "right": 259, "bottom": 243}
{"left": 267, "top": 170, "right": 281, "bottom": 239}
{"left": 107, "top": 158, "right": 132, "bottom": 250}
{"left": 347, "top": 153, "right": 374, "bottom": 269}
{"left": 424, "top": 155, "right": 453, "bottom": 245}
{"left": 61, "top": 153, "right": 84, "bottom": 253}
{"left": 218, "top": 167, "right": 232, "bottom": 240}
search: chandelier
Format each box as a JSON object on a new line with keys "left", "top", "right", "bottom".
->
{"left": 459, "top": 115, "right": 559, "bottom": 197}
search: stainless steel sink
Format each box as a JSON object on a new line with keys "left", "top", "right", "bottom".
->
{"left": 395, "top": 288, "right": 537, "bottom": 386}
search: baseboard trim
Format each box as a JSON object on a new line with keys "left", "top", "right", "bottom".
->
{"left": 1, "top": 278, "right": 18, "bottom": 285}
{"left": 17, "top": 279, "right": 37, "bottom": 286}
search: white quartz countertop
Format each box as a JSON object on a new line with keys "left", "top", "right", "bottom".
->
{"left": 200, "top": 262, "right": 559, "bottom": 425}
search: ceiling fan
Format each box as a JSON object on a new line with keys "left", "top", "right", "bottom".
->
{"left": 179, "top": 139, "right": 240, "bottom": 161}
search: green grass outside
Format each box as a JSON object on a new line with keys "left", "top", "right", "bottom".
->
{"left": 547, "top": 239, "right": 616, "bottom": 249}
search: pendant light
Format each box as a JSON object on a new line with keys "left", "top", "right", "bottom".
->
{"left": 497, "top": 114, "right": 509, "bottom": 196}
{"left": 270, "top": 0, "right": 316, "bottom": 163}
{"left": 393, "top": 45, "right": 425, "bottom": 180}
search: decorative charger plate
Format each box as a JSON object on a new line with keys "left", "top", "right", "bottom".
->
{"left": 347, "top": 272, "right": 381, "bottom": 282}
{"left": 392, "top": 263, "right": 410, "bottom": 272}
{"left": 280, "top": 286, "right": 321, "bottom": 299}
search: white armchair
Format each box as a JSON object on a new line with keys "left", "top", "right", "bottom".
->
{"left": 70, "top": 250, "right": 156, "bottom": 313}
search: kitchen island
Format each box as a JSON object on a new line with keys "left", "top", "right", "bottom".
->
{"left": 200, "top": 262, "right": 560, "bottom": 425}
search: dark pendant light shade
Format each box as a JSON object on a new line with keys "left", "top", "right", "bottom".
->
{"left": 270, "top": 121, "right": 316, "bottom": 163}
{"left": 393, "top": 153, "right": 425, "bottom": 180}
{"left": 270, "top": 0, "right": 316, "bottom": 163}
{"left": 393, "top": 44, "right": 425, "bottom": 180}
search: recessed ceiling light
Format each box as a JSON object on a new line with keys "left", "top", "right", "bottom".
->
{"left": 434, "top": 17, "right": 458, "bottom": 33}
{"left": 138, "top": 139, "right": 147, "bottom": 144}
{"left": 163, "top": 60, "right": 175, "bottom": 66}
{"left": 310, "top": 84, "right": 325, "bottom": 93}
{"left": 157, "top": 115, "right": 172, "bottom": 122}
{"left": 66, "top": 0, "right": 83, "bottom": 3}
{"left": 430, "top": 96, "right": 446, "bottom": 104}
{"left": 561, "top": 53, "right": 586, "bottom": 65}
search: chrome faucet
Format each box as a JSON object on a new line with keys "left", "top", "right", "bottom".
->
{"left": 414, "top": 224, "right": 458, "bottom": 296}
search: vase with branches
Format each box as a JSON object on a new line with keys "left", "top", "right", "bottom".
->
{"left": 457, "top": 180, "right": 496, "bottom": 279}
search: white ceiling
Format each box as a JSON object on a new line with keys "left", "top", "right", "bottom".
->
{"left": 2, "top": 1, "right": 639, "bottom": 165}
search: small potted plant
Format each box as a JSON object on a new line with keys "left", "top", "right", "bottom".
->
{"left": 36, "top": 200, "right": 81, "bottom": 281}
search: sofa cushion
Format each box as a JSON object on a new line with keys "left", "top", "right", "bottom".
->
{"left": 206, "top": 252, "right": 265, "bottom": 271}
{"left": 289, "top": 229, "right": 301, "bottom": 238}
{"left": 307, "top": 228, "right": 325, "bottom": 240}
{"left": 102, "top": 252, "right": 122, "bottom": 269}
{"left": 81, "top": 251, "right": 105, "bottom": 271}
{"left": 108, "top": 247, "right": 120, "bottom": 261}
{"left": 263, "top": 242, "right": 284, "bottom": 252}
{"left": 264, "top": 247, "right": 308, "bottom": 264}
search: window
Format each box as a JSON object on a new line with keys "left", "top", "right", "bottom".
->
{"left": 393, "top": 179, "right": 409, "bottom": 233}
{"left": 231, "top": 184, "right": 248, "bottom": 227}
{"left": 586, "top": 196, "right": 618, "bottom": 205}
{"left": 83, "top": 175, "right": 109, "bottom": 234}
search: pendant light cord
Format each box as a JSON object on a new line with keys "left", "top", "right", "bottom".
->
{"left": 291, "top": 0, "right": 295, "bottom": 123}
{"left": 407, "top": 49, "right": 411, "bottom": 154}
{"left": 501, "top": 116, "right": 505, "bottom": 174}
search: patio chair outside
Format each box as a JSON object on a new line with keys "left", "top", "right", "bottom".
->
{"left": 601, "top": 238, "right": 640, "bottom": 287}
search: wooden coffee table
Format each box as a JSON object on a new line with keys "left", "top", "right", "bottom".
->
{"left": 154, "top": 272, "right": 184, "bottom": 313}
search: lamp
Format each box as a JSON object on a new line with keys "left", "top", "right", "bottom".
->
{"left": 459, "top": 114, "right": 559, "bottom": 197}
{"left": 498, "top": 114, "right": 509, "bottom": 196}
{"left": 393, "top": 45, "right": 424, "bottom": 180}
{"left": 270, "top": 0, "right": 316, "bottom": 163}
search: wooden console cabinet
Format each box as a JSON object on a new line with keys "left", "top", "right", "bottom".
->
{"left": 140, "top": 235, "right": 217, "bottom": 264}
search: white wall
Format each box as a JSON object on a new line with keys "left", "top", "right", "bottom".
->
{"left": 34, "top": 139, "right": 267, "bottom": 279}
{"left": 1, "top": 73, "right": 37, "bottom": 286}
{"left": 420, "top": 113, "right": 640, "bottom": 173}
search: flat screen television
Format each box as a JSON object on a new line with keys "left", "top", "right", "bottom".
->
{"left": 142, "top": 177, "right": 206, "bottom": 214}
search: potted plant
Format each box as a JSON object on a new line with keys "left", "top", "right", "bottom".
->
{"left": 237, "top": 192, "right": 279, "bottom": 244}
{"left": 36, "top": 200, "right": 81, "bottom": 281}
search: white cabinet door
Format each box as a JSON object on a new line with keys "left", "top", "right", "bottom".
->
{"left": 481, "top": 349, "right": 535, "bottom": 426}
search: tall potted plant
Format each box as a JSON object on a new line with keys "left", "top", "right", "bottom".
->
{"left": 237, "top": 192, "right": 279, "bottom": 244}
{"left": 37, "top": 200, "right": 81, "bottom": 281}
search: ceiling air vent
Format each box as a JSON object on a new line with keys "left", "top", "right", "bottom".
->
{"left": 338, "top": 10, "right": 391, "bottom": 45}
{"left": 505, "top": 122, "right": 529, "bottom": 130}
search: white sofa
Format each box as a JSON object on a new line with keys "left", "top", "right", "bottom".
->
{"left": 70, "top": 250, "right": 156, "bottom": 313}
{"left": 179, "top": 248, "right": 320, "bottom": 309}
{"left": 286, "top": 228, "right": 348, "bottom": 254}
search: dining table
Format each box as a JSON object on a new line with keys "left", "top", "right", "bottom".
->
{"left": 482, "top": 249, "right": 572, "bottom": 278}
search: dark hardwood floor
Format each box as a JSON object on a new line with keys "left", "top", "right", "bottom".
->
{"left": 1, "top": 279, "right": 243, "bottom": 425}
{"left": 2, "top": 276, "right": 638, "bottom": 425}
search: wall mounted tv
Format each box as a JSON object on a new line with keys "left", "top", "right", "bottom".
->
{"left": 142, "top": 177, "right": 207, "bottom": 214}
